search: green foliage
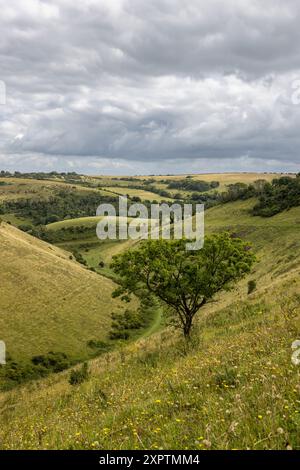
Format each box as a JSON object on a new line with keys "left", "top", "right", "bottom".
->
{"left": 0, "top": 352, "right": 71, "bottom": 389}
{"left": 219, "top": 182, "right": 255, "bottom": 202}
{"left": 73, "top": 250, "right": 87, "bottom": 266}
{"left": 69, "top": 363, "right": 89, "bottom": 385}
{"left": 18, "top": 224, "right": 32, "bottom": 232}
{"left": 166, "top": 178, "right": 219, "bottom": 192}
{"left": 87, "top": 340, "right": 112, "bottom": 352}
{"left": 31, "top": 351, "right": 70, "bottom": 372}
{"left": 252, "top": 176, "right": 300, "bottom": 216}
{"left": 111, "top": 233, "right": 255, "bottom": 337}
{"left": 0, "top": 190, "right": 118, "bottom": 226}
{"left": 109, "top": 309, "right": 145, "bottom": 340}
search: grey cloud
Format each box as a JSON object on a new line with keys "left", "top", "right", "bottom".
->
{"left": 0, "top": 0, "right": 300, "bottom": 172}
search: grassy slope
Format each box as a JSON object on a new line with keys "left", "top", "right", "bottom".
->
{"left": 0, "top": 177, "right": 105, "bottom": 202}
{"left": 105, "top": 186, "right": 174, "bottom": 202}
{"left": 47, "top": 215, "right": 135, "bottom": 230}
{"left": 0, "top": 222, "right": 134, "bottom": 362}
{"left": 0, "top": 201, "right": 299, "bottom": 450}
{"left": 46, "top": 216, "right": 140, "bottom": 277}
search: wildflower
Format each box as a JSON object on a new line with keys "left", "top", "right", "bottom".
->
{"left": 258, "top": 415, "right": 263, "bottom": 420}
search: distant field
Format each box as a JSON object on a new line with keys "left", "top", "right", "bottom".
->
{"left": 1, "top": 173, "right": 289, "bottom": 206}
{"left": 0, "top": 177, "right": 115, "bottom": 203}
{"left": 141, "top": 172, "right": 289, "bottom": 193}
{"left": 136, "top": 172, "right": 287, "bottom": 183}
{"left": 105, "top": 186, "right": 174, "bottom": 202}
{"left": 94, "top": 172, "right": 290, "bottom": 198}
{"left": 47, "top": 215, "right": 135, "bottom": 231}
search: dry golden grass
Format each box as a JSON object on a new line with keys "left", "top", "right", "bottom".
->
{"left": 0, "top": 177, "right": 109, "bottom": 203}
{"left": 0, "top": 222, "right": 134, "bottom": 361}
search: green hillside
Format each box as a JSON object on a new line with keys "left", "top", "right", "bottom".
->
{"left": 0, "top": 200, "right": 299, "bottom": 449}
{"left": 0, "top": 222, "right": 136, "bottom": 365}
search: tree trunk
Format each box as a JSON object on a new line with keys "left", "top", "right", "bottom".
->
{"left": 183, "top": 315, "right": 193, "bottom": 339}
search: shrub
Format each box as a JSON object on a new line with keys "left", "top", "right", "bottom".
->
{"left": 109, "top": 330, "right": 130, "bottom": 340}
{"left": 248, "top": 280, "right": 257, "bottom": 294}
{"left": 69, "top": 362, "right": 89, "bottom": 385}
{"left": 87, "top": 340, "right": 112, "bottom": 352}
{"left": 18, "top": 224, "right": 32, "bottom": 232}
{"left": 73, "top": 251, "right": 87, "bottom": 266}
{"left": 31, "top": 351, "right": 70, "bottom": 372}
{"left": 109, "top": 309, "right": 144, "bottom": 340}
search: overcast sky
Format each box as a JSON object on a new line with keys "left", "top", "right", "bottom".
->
{"left": 0, "top": 0, "right": 300, "bottom": 174}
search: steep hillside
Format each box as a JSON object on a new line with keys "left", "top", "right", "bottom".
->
{"left": 0, "top": 222, "right": 134, "bottom": 362}
{"left": 0, "top": 202, "right": 299, "bottom": 450}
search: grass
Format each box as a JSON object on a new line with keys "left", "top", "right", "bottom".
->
{"left": 0, "top": 177, "right": 299, "bottom": 449}
{"left": 46, "top": 216, "right": 141, "bottom": 277}
{"left": 0, "top": 273, "right": 299, "bottom": 449}
{"left": 104, "top": 186, "right": 174, "bottom": 202}
{"left": 0, "top": 222, "right": 137, "bottom": 363}
{"left": 47, "top": 215, "right": 135, "bottom": 231}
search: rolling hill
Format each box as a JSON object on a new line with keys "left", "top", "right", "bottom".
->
{"left": 0, "top": 199, "right": 299, "bottom": 449}
{"left": 0, "top": 222, "right": 135, "bottom": 363}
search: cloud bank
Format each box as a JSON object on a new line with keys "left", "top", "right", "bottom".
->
{"left": 0, "top": 0, "right": 300, "bottom": 173}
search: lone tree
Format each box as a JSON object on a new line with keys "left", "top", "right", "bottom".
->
{"left": 111, "top": 233, "right": 255, "bottom": 338}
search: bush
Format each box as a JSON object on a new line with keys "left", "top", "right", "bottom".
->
{"left": 87, "top": 340, "right": 112, "bottom": 352}
{"left": 31, "top": 351, "right": 70, "bottom": 372}
{"left": 2, "top": 362, "right": 48, "bottom": 385}
{"left": 0, "top": 351, "right": 72, "bottom": 389}
{"left": 69, "top": 362, "right": 89, "bottom": 385}
{"left": 109, "top": 309, "right": 144, "bottom": 340}
{"left": 18, "top": 224, "right": 32, "bottom": 232}
{"left": 252, "top": 176, "right": 300, "bottom": 217}
{"left": 248, "top": 280, "right": 257, "bottom": 294}
{"left": 109, "top": 330, "right": 130, "bottom": 340}
{"left": 73, "top": 251, "right": 87, "bottom": 266}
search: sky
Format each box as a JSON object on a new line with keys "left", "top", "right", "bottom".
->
{"left": 0, "top": 0, "right": 300, "bottom": 175}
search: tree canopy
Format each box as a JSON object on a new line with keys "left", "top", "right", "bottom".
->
{"left": 111, "top": 233, "right": 255, "bottom": 338}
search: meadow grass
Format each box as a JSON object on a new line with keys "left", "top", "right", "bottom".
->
{"left": 0, "top": 222, "right": 137, "bottom": 362}
{"left": 0, "top": 272, "right": 299, "bottom": 450}
{"left": 104, "top": 186, "right": 174, "bottom": 202}
{"left": 0, "top": 181, "right": 299, "bottom": 449}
